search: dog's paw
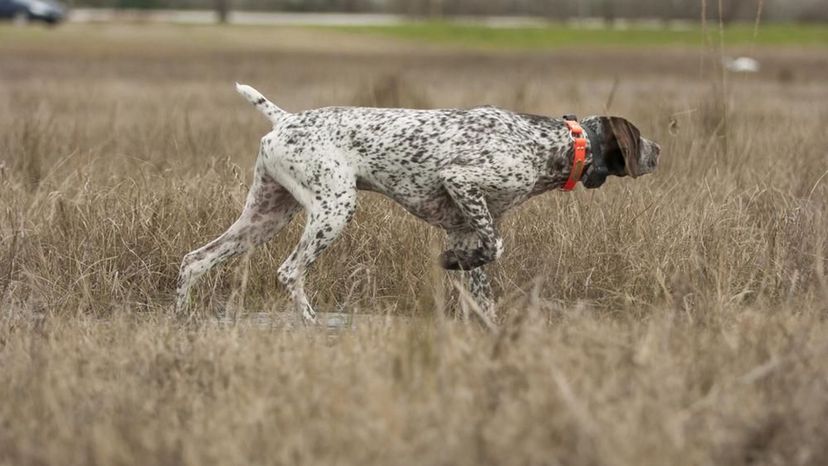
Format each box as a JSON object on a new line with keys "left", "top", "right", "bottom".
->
{"left": 440, "top": 249, "right": 490, "bottom": 270}
{"left": 301, "top": 306, "right": 318, "bottom": 326}
{"left": 439, "top": 249, "right": 464, "bottom": 270}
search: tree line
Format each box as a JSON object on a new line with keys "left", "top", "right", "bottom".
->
{"left": 75, "top": 0, "right": 828, "bottom": 23}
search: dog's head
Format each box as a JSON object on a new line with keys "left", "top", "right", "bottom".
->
{"left": 580, "top": 116, "right": 660, "bottom": 189}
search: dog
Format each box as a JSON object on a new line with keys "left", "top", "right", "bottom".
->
{"left": 176, "top": 83, "right": 660, "bottom": 323}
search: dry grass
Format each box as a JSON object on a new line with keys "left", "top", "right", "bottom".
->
{"left": 1, "top": 23, "right": 827, "bottom": 465}
{"left": 3, "top": 309, "right": 828, "bottom": 465}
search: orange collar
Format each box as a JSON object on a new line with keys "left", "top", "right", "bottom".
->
{"left": 561, "top": 119, "right": 588, "bottom": 191}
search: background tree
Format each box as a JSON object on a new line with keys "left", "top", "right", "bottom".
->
{"left": 215, "top": 0, "right": 228, "bottom": 23}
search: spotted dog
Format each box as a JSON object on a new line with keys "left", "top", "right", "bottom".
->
{"left": 176, "top": 83, "right": 661, "bottom": 323}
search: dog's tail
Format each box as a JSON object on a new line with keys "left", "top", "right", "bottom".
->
{"left": 235, "top": 83, "right": 286, "bottom": 126}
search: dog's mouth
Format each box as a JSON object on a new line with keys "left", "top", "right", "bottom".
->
{"left": 582, "top": 163, "right": 609, "bottom": 189}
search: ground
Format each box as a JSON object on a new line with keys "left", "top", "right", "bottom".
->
{"left": 0, "top": 22, "right": 827, "bottom": 466}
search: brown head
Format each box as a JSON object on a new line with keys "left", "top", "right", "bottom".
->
{"left": 580, "top": 116, "right": 661, "bottom": 189}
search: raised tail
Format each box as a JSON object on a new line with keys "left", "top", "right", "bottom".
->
{"left": 235, "top": 83, "right": 286, "bottom": 126}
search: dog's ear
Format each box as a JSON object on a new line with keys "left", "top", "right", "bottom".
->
{"left": 603, "top": 116, "right": 643, "bottom": 178}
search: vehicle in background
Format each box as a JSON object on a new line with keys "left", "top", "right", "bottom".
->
{"left": 0, "top": 0, "right": 66, "bottom": 25}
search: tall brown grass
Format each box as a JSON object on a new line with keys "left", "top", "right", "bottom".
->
{"left": 1, "top": 24, "right": 827, "bottom": 465}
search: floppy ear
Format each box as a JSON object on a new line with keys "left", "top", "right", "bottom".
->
{"left": 606, "top": 116, "right": 643, "bottom": 178}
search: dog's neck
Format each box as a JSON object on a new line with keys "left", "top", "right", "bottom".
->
{"left": 580, "top": 117, "right": 605, "bottom": 168}
{"left": 579, "top": 116, "right": 612, "bottom": 189}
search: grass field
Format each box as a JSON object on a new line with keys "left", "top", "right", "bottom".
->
{"left": 333, "top": 22, "right": 828, "bottom": 48}
{"left": 1, "top": 22, "right": 827, "bottom": 465}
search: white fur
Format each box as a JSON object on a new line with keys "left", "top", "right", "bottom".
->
{"left": 235, "top": 83, "right": 285, "bottom": 126}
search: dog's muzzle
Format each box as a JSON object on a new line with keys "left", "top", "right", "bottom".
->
{"left": 639, "top": 139, "right": 661, "bottom": 175}
{"left": 582, "top": 163, "right": 609, "bottom": 189}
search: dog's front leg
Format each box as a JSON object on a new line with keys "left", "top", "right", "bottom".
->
{"left": 446, "top": 229, "right": 496, "bottom": 321}
{"left": 467, "top": 267, "right": 494, "bottom": 318}
{"left": 437, "top": 165, "right": 508, "bottom": 271}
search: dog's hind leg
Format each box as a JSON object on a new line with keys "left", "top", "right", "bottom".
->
{"left": 175, "top": 164, "right": 299, "bottom": 315}
{"left": 274, "top": 172, "right": 358, "bottom": 325}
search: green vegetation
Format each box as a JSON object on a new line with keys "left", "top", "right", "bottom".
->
{"left": 333, "top": 22, "right": 828, "bottom": 48}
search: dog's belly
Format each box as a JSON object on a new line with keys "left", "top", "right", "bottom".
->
{"left": 354, "top": 169, "right": 531, "bottom": 230}
{"left": 356, "top": 177, "right": 467, "bottom": 230}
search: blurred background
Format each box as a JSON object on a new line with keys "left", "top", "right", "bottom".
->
{"left": 4, "top": 0, "right": 828, "bottom": 25}
{"left": 58, "top": 0, "right": 828, "bottom": 23}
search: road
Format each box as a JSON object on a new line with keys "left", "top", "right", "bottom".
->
{"left": 68, "top": 9, "right": 554, "bottom": 27}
